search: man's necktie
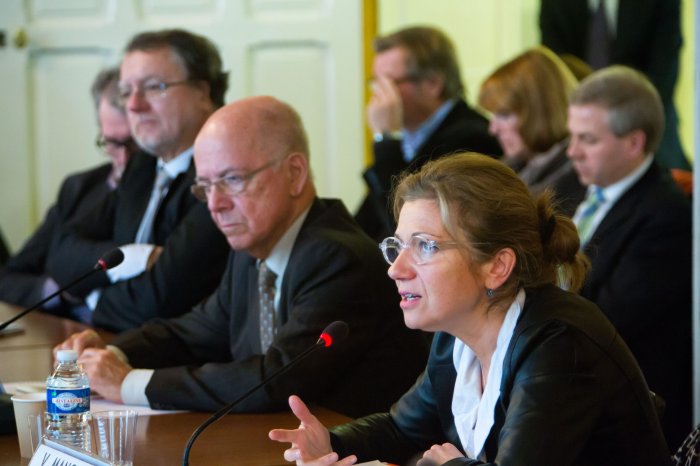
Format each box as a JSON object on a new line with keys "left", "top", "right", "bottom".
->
{"left": 576, "top": 187, "right": 605, "bottom": 247}
{"left": 135, "top": 166, "right": 171, "bottom": 244}
{"left": 586, "top": 0, "right": 611, "bottom": 70}
{"left": 258, "top": 261, "right": 278, "bottom": 353}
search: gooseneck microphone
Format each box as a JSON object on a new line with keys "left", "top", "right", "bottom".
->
{"left": 0, "top": 248, "right": 124, "bottom": 331}
{"left": 181, "top": 321, "right": 350, "bottom": 466}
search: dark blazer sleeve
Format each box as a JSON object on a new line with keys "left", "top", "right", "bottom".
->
{"left": 0, "top": 164, "right": 112, "bottom": 307}
{"left": 91, "top": 197, "right": 228, "bottom": 331}
{"left": 0, "top": 228, "right": 9, "bottom": 266}
{"left": 46, "top": 181, "right": 125, "bottom": 294}
{"left": 112, "top": 253, "right": 236, "bottom": 371}
{"left": 331, "top": 334, "right": 458, "bottom": 465}
{"left": 582, "top": 169, "right": 691, "bottom": 342}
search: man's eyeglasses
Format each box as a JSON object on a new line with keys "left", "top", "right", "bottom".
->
{"left": 191, "top": 158, "right": 282, "bottom": 202}
{"left": 95, "top": 136, "right": 135, "bottom": 154}
{"left": 379, "top": 235, "right": 465, "bottom": 265}
{"left": 118, "top": 80, "right": 192, "bottom": 104}
{"left": 367, "top": 75, "right": 420, "bottom": 89}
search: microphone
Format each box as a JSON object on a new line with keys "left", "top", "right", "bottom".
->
{"left": 0, "top": 248, "right": 124, "bottom": 331}
{"left": 181, "top": 321, "right": 349, "bottom": 466}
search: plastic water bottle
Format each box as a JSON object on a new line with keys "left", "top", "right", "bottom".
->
{"left": 46, "top": 349, "right": 91, "bottom": 451}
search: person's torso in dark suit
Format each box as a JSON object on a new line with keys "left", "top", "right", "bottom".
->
{"left": 539, "top": 0, "right": 688, "bottom": 169}
{"left": 580, "top": 161, "right": 692, "bottom": 450}
{"left": 355, "top": 99, "right": 501, "bottom": 241}
{"left": 116, "top": 197, "right": 429, "bottom": 418}
{"left": 0, "top": 163, "right": 113, "bottom": 308}
{"left": 47, "top": 151, "right": 229, "bottom": 332}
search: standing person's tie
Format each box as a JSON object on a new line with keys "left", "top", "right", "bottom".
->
{"left": 576, "top": 186, "right": 605, "bottom": 247}
{"left": 135, "top": 166, "right": 171, "bottom": 244}
{"left": 258, "top": 261, "right": 277, "bottom": 352}
{"left": 586, "top": 0, "right": 612, "bottom": 70}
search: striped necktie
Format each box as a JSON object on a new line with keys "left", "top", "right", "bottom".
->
{"left": 576, "top": 187, "right": 605, "bottom": 247}
{"left": 135, "top": 166, "right": 171, "bottom": 244}
{"left": 258, "top": 261, "right": 278, "bottom": 353}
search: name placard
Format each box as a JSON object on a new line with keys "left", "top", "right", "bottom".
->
{"left": 28, "top": 439, "right": 111, "bottom": 466}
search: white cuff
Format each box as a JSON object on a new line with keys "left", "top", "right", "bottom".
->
{"left": 120, "top": 369, "right": 154, "bottom": 406}
{"left": 85, "top": 289, "right": 102, "bottom": 311}
{"left": 106, "top": 244, "right": 154, "bottom": 283}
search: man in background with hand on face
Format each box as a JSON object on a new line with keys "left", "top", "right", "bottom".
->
{"left": 355, "top": 26, "right": 501, "bottom": 242}
{"left": 57, "top": 96, "right": 428, "bottom": 418}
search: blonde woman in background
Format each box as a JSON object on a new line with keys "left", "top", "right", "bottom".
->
{"left": 479, "top": 46, "right": 586, "bottom": 215}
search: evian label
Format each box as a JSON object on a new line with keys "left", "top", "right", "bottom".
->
{"left": 47, "top": 388, "right": 90, "bottom": 414}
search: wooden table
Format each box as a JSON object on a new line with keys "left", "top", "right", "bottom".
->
{"left": 0, "top": 302, "right": 95, "bottom": 382}
{"left": 0, "top": 407, "right": 350, "bottom": 466}
{"left": 0, "top": 303, "right": 352, "bottom": 465}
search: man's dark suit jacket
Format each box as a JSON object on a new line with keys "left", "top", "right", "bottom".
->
{"left": 330, "top": 285, "right": 670, "bottom": 466}
{"left": 112, "top": 198, "right": 429, "bottom": 418}
{"left": 581, "top": 162, "right": 691, "bottom": 451}
{"left": 539, "top": 0, "right": 688, "bottom": 169}
{"left": 0, "top": 163, "right": 113, "bottom": 308}
{"left": 355, "top": 99, "right": 501, "bottom": 241}
{"left": 47, "top": 151, "right": 229, "bottom": 332}
{"left": 0, "top": 228, "right": 9, "bottom": 266}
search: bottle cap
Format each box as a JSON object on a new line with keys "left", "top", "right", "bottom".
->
{"left": 56, "top": 349, "right": 78, "bottom": 362}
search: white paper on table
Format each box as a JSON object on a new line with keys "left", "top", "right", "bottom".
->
{"left": 3, "top": 381, "right": 183, "bottom": 416}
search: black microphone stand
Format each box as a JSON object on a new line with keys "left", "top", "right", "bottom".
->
{"left": 0, "top": 267, "right": 99, "bottom": 332}
{"left": 181, "top": 342, "right": 323, "bottom": 466}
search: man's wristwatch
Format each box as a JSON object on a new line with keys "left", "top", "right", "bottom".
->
{"left": 373, "top": 130, "right": 403, "bottom": 142}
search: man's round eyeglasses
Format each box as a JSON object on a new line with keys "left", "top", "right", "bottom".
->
{"left": 191, "top": 158, "right": 282, "bottom": 202}
{"left": 379, "top": 235, "right": 465, "bottom": 265}
{"left": 118, "top": 80, "right": 192, "bottom": 104}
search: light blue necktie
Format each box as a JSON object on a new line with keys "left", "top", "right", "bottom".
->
{"left": 135, "top": 166, "right": 171, "bottom": 244}
{"left": 576, "top": 187, "right": 605, "bottom": 247}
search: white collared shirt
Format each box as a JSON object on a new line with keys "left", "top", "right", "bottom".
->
{"left": 452, "top": 289, "right": 525, "bottom": 460}
{"left": 402, "top": 99, "right": 457, "bottom": 162}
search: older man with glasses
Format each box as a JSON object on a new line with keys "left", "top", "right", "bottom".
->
{"left": 46, "top": 29, "right": 230, "bottom": 331}
{"left": 56, "top": 95, "right": 429, "bottom": 419}
{"left": 0, "top": 67, "right": 137, "bottom": 311}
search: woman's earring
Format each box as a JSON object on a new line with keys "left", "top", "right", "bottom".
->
{"left": 486, "top": 288, "right": 495, "bottom": 298}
